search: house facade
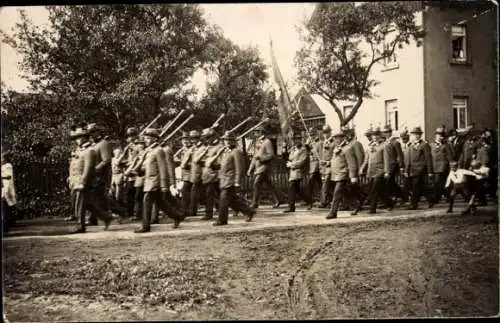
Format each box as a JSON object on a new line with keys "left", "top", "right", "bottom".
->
{"left": 294, "top": 0, "right": 498, "bottom": 148}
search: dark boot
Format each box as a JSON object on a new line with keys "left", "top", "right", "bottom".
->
{"left": 134, "top": 227, "right": 150, "bottom": 233}
{"left": 213, "top": 220, "right": 227, "bottom": 226}
{"left": 325, "top": 212, "right": 337, "bottom": 219}
{"left": 245, "top": 210, "right": 255, "bottom": 222}
{"left": 282, "top": 208, "right": 295, "bottom": 214}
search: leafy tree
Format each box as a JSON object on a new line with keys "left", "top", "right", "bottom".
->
{"left": 194, "top": 40, "right": 277, "bottom": 136}
{"left": 2, "top": 4, "right": 219, "bottom": 140}
{"left": 295, "top": 2, "right": 425, "bottom": 126}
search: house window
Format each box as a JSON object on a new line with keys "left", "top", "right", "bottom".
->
{"left": 451, "top": 25, "right": 467, "bottom": 62}
{"left": 385, "top": 99, "right": 399, "bottom": 131}
{"left": 452, "top": 97, "right": 468, "bottom": 129}
{"left": 343, "top": 105, "right": 354, "bottom": 127}
{"left": 383, "top": 42, "right": 397, "bottom": 66}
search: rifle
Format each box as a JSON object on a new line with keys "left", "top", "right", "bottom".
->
{"left": 193, "top": 114, "right": 227, "bottom": 163}
{"left": 205, "top": 116, "right": 254, "bottom": 168}
{"left": 116, "top": 113, "right": 163, "bottom": 163}
{"left": 128, "top": 114, "right": 195, "bottom": 175}
{"left": 160, "top": 110, "right": 186, "bottom": 138}
{"left": 237, "top": 117, "right": 270, "bottom": 141}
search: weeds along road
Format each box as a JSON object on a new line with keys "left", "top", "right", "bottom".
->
{"left": 3, "top": 206, "right": 499, "bottom": 320}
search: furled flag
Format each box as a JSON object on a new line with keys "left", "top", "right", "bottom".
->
{"left": 270, "top": 39, "right": 294, "bottom": 144}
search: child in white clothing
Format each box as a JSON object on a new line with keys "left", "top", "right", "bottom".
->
{"left": 445, "top": 161, "right": 482, "bottom": 214}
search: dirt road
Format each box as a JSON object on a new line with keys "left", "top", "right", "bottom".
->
{"left": 3, "top": 205, "right": 499, "bottom": 320}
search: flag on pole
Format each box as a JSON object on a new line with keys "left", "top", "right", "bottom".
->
{"left": 270, "top": 39, "right": 294, "bottom": 142}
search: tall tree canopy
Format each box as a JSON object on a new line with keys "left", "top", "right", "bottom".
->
{"left": 295, "top": 2, "right": 425, "bottom": 126}
{"left": 2, "top": 4, "right": 220, "bottom": 139}
{"left": 195, "top": 41, "right": 277, "bottom": 135}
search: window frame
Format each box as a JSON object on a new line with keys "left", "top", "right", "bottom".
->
{"left": 450, "top": 24, "right": 471, "bottom": 65}
{"left": 452, "top": 96, "right": 469, "bottom": 129}
{"left": 384, "top": 99, "right": 399, "bottom": 131}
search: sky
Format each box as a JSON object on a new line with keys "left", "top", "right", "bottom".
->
{"left": 0, "top": 4, "right": 315, "bottom": 96}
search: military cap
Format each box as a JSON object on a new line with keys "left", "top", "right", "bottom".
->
{"left": 201, "top": 128, "right": 215, "bottom": 137}
{"left": 382, "top": 124, "right": 393, "bottom": 133}
{"left": 372, "top": 127, "right": 382, "bottom": 136}
{"left": 72, "top": 127, "right": 89, "bottom": 138}
{"left": 221, "top": 131, "right": 236, "bottom": 141}
{"left": 135, "top": 136, "right": 146, "bottom": 145}
{"left": 322, "top": 124, "right": 332, "bottom": 133}
{"left": 126, "top": 127, "right": 139, "bottom": 137}
{"left": 143, "top": 128, "right": 160, "bottom": 138}
{"left": 410, "top": 126, "right": 423, "bottom": 134}
{"left": 340, "top": 125, "right": 350, "bottom": 133}
{"left": 181, "top": 131, "right": 190, "bottom": 139}
{"left": 435, "top": 127, "right": 445, "bottom": 134}
{"left": 333, "top": 130, "right": 345, "bottom": 137}
{"left": 189, "top": 130, "right": 201, "bottom": 138}
{"left": 400, "top": 129, "right": 410, "bottom": 138}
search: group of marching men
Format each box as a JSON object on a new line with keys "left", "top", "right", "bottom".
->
{"left": 66, "top": 113, "right": 496, "bottom": 234}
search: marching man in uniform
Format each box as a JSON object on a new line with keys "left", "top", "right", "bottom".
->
{"left": 305, "top": 126, "right": 323, "bottom": 207}
{"left": 247, "top": 123, "right": 282, "bottom": 209}
{"left": 382, "top": 124, "right": 405, "bottom": 207}
{"left": 359, "top": 127, "right": 392, "bottom": 214}
{"left": 134, "top": 128, "right": 182, "bottom": 233}
{"left": 319, "top": 125, "right": 335, "bottom": 208}
{"left": 213, "top": 131, "right": 256, "bottom": 226}
{"left": 326, "top": 130, "right": 358, "bottom": 219}
{"left": 177, "top": 131, "right": 196, "bottom": 218}
{"left": 70, "top": 126, "right": 113, "bottom": 233}
{"left": 189, "top": 129, "right": 207, "bottom": 218}
{"left": 430, "top": 127, "right": 453, "bottom": 205}
{"left": 201, "top": 128, "right": 224, "bottom": 220}
{"left": 404, "top": 126, "right": 434, "bottom": 210}
{"left": 124, "top": 127, "right": 139, "bottom": 219}
{"left": 344, "top": 126, "right": 365, "bottom": 213}
{"left": 283, "top": 132, "right": 311, "bottom": 213}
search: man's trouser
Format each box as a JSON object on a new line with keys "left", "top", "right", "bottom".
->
{"left": 218, "top": 186, "right": 254, "bottom": 224}
{"left": 88, "top": 179, "right": 109, "bottom": 224}
{"left": 368, "top": 176, "right": 392, "bottom": 212}
{"left": 125, "top": 181, "right": 136, "bottom": 218}
{"left": 287, "top": 179, "right": 311, "bottom": 211}
{"left": 110, "top": 176, "right": 124, "bottom": 203}
{"left": 433, "top": 171, "right": 448, "bottom": 204}
{"left": 152, "top": 191, "right": 182, "bottom": 222}
{"left": 181, "top": 181, "right": 192, "bottom": 217}
{"left": 189, "top": 181, "right": 204, "bottom": 217}
{"left": 74, "top": 188, "right": 112, "bottom": 231}
{"left": 329, "top": 180, "right": 349, "bottom": 216}
{"left": 204, "top": 181, "right": 220, "bottom": 218}
{"left": 320, "top": 176, "right": 334, "bottom": 207}
{"left": 134, "top": 186, "right": 144, "bottom": 219}
{"left": 2, "top": 199, "right": 13, "bottom": 232}
{"left": 306, "top": 171, "right": 322, "bottom": 204}
{"left": 141, "top": 190, "right": 181, "bottom": 231}
{"left": 410, "top": 172, "right": 432, "bottom": 208}
{"left": 345, "top": 180, "right": 363, "bottom": 211}
{"left": 387, "top": 164, "right": 406, "bottom": 202}
{"left": 251, "top": 172, "right": 281, "bottom": 208}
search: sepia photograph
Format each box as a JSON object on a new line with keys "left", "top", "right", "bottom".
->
{"left": 1, "top": 1, "right": 499, "bottom": 320}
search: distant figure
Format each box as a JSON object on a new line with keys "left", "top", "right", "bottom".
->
{"left": 110, "top": 147, "right": 125, "bottom": 203}
{"left": 2, "top": 151, "right": 17, "bottom": 232}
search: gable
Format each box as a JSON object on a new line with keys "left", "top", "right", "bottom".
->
{"left": 295, "top": 90, "right": 325, "bottom": 119}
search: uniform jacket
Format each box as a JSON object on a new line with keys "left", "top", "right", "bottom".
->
{"left": 190, "top": 142, "right": 207, "bottom": 183}
{"left": 202, "top": 140, "right": 224, "bottom": 184}
{"left": 139, "top": 146, "right": 169, "bottom": 192}
{"left": 287, "top": 145, "right": 308, "bottom": 181}
{"left": 71, "top": 142, "right": 97, "bottom": 189}
{"left": 320, "top": 137, "right": 335, "bottom": 176}
{"left": 178, "top": 145, "right": 193, "bottom": 182}
{"left": 92, "top": 138, "right": 113, "bottom": 182}
{"left": 401, "top": 141, "right": 412, "bottom": 163}
{"left": 248, "top": 136, "right": 275, "bottom": 175}
{"left": 162, "top": 145, "right": 176, "bottom": 187}
{"left": 306, "top": 139, "right": 322, "bottom": 174}
{"left": 129, "top": 151, "right": 145, "bottom": 188}
{"left": 384, "top": 137, "right": 405, "bottom": 171}
{"left": 219, "top": 146, "right": 245, "bottom": 189}
{"left": 350, "top": 139, "right": 365, "bottom": 170}
{"left": 329, "top": 141, "right": 358, "bottom": 182}
{"left": 458, "top": 139, "right": 478, "bottom": 169}
{"left": 449, "top": 136, "right": 467, "bottom": 162}
{"left": 361, "top": 140, "right": 387, "bottom": 179}
{"left": 476, "top": 143, "right": 490, "bottom": 167}
{"left": 430, "top": 140, "right": 453, "bottom": 173}
{"left": 125, "top": 147, "right": 137, "bottom": 183}
{"left": 405, "top": 139, "right": 433, "bottom": 176}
